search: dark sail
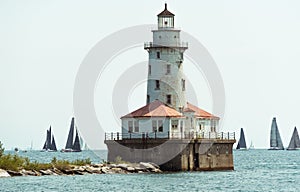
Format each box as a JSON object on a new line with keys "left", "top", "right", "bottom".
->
{"left": 236, "top": 128, "right": 247, "bottom": 149}
{"left": 50, "top": 135, "right": 57, "bottom": 151}
{"left": 287, "top": 127, "right": 300, "bottom": 150}
{"left": 46, "top": 129, "right": 51, "bottom": 150}
{"left": 72, "top": 129, "right": 81, "bottom": 152}
{"left": 65, "top": 117, "right": 75, "bottom": 149}
{"left": 42, "top": 140, "right": 47, "bottom": 150}
{"left": 269, "top": 117, "right": 284, "bottom": 150}
{"left": 42, "top": 126, "right": 57, "bottom": 151}
{"left": 236, "top": 142, "right": 240, "bottom": 150}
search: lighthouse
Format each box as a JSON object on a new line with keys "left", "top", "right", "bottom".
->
{"left": 105, "top": 4, "right": 236, "bottom": 171}
{"left": 145, "top": 3, "right": 188, "bottom": 112}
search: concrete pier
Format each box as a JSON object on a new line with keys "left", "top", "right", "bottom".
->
{"left": 105, "top": 133, "right": 235, "bottom": 171}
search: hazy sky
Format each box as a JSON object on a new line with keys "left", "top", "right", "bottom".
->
{"left": 1, "top": 0, "right": 300, "bottom": 150}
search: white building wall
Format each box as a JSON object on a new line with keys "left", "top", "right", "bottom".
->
{"left": 146, "top": 29, "right": 187, "bottom": 111}
{"left": 121, "top": 117, "right": 171, "bottom": 139}
{"left": 121, "top": 117, "right": 219, "bottom": 139}
{"left": 152, "top": 30, "right": 181, "bottom": 47}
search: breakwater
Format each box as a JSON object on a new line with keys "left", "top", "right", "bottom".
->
{"left": 0, "top": 162, "right": 162, "bottom": 177}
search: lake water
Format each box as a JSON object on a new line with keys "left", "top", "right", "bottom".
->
{"left": 0, "top": 149, "right": 300, "bottom": 192}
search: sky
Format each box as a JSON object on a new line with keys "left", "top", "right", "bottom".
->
{"left": 1, "top": 0, "right": 300, "bottom": 150}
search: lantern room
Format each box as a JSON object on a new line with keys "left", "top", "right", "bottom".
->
{"left": 157, "top": 3, "right": 175, "bottom": 29}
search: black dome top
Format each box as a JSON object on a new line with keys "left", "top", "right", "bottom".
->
{"left": 157, "top": 3, "right": 175, "bottom": 17}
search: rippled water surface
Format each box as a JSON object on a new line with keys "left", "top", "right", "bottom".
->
{"left": 1, "top": 150, "right": 300, "bottom": 192}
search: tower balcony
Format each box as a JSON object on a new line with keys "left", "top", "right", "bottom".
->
{"left": 144, "top": 42, "right": 188, "bottom": 50}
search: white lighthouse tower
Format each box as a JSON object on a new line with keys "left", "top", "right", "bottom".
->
{"left": 144, "top": 3, "right": 188, "bottom": 112}
{"left": 120, "top": 3, "right": 220, "bottom": 138}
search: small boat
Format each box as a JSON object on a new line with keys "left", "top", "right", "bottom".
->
{"left": 41, "top": 126, "right": 58, "bottom": 152}
{"left": 249, "top": 141, "right": 254, "bottom": 150}
{"left": 287, "top": 127, "right": 300, "bottom": 150}
{"left": 236, "top": 128, "right": 247, "bottom": 150}
{"left": 61, "top": 117, "right": 82, "bottom": 152}
{"left": 269, "top": 117, "right": 284, "bottom": 150}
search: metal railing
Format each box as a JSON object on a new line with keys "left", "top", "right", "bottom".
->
{"left": 144, "top": 42, "right": 188, "bottom": 49}
{"left": 105, "top": 131, "right": 235, "bottom": 141}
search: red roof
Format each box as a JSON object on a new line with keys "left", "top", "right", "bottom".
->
{"left": 121, "top": 100, "right": 183, "bottom": 118}
{"left": 184, "top": 102, "right": 220, "bottom": 119}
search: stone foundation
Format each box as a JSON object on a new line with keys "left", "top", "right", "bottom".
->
{"left": 105, "top": 138, "right": 235, "bottom": 171}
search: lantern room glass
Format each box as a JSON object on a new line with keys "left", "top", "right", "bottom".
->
{"left": 158, "top": 16, "right": 174, "bottom": 29}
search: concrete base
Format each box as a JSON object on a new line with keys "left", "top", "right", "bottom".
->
{"left": 105, "top": 138, "right": 235, "bottom": 171}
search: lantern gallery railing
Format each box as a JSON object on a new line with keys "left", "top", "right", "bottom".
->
{"left": 104, "top": 131, "right": 235, "bottom": 141}
{"left": 144, "top": 42, "right": 188, "bottom": 49}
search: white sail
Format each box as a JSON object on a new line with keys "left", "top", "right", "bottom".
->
{"left": 249, "top": 141, "right": 254, "bottom": 150}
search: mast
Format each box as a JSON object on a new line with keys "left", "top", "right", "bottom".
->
{"left": 65, "top": 117, "right": 75, "bottom": 149}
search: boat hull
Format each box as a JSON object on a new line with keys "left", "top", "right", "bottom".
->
{"left": 40, "top": 149, "right": 57, "bottom": 152}
{"left": 60, "top": 149, "right": 81, "bottom": 153}
{"left": 286, "top": 148, "right": 300, "bottom": 151}
{"left": 268, "top": 147, "right": 284, "bottom": 150}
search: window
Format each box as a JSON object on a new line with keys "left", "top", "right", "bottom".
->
{"left": 155, "top": 80, "right": 160, "bottom": 90}
{"left": 152, "top": 120, "right": 163, "bottom": 132}
{"left": 128, "top": 121, "right": 133, "bottom": 133}
{"left": 157, "top": 52, "right": 160, "bottom": 59}
{"left": 134, "top": 121, "right": 139, "bottom": 132}
{"left": 152, "top": 120, "right": 157, "bottom": 132}
{"left": 148, "top": 65, "right": 151, "bottom": 75}
{"left": 172, "top": 120, "right": 178, "bottom": 130}
{"left": 180, "top": 52, "right": 183, "bottom": 60}
{"left": 182, "top": 79, "right": 186, "bottom": 91}
{"left": 166, "top": 94, "right": 171, "bottom": 104}
{"left": 166, "top": 64, "right": 171, "bottom": 74}
{"left": 147, "top": 95, "right": 150, "bottom": 104}
{"left": 158, "top": 120, "right": 163, "bottom": 132}
{"left": 211, "top": 120, "right": 216, "bottom": 132}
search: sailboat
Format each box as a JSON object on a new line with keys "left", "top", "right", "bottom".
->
{"left": 79, "top": 135, "right": 89, "bottom": 151}
{"left": 41, "top": 126, "right": 57, "bottom": 152}
{"left": 287, "top": 127, "right": 300, "bottom": 150}
{"left": 61, "top": 117, "right": 82, "bottom": 152}
{"left": 269, "top": 117, "right": 284, "bottom": 150}
{"left": 236, "top": 128, "right": 247, "bottom": 150}
{"left": 249, "top": 141, "right": 255, "bottom": 150}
